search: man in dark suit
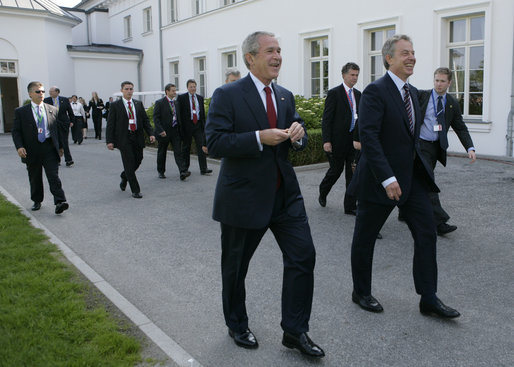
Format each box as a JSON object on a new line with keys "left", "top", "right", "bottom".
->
{"left": 206, "top": 31, "right": 324, "bottom": 358}
{"left": 417, "top": 67, "right": 476, "bottom": 235}
{"left": 176, "top": 79, "right": 212, "bottom": 176}
{"left": 349, "top": 35, "right": 460, "bottom": 318}
{"left": 12, "top": 81, "right": 69, "bottom": 214}
{"left": 319, "top": 62, "right": 360, "bottom": 214}
{"left": 153, "top": 83, "right": 188, "bottom": 180}
{"left": 106, "top": 81, "right": 155, "bottom": 198}
{"left": 44, "top": 86, "right": 75, "bottom": 166}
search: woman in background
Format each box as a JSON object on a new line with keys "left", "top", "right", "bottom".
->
{"left": 89, "top": 92, "right": 104, "bottom": 140}
{"left": 79, "top": 97, "right": 89, "bottom": 139}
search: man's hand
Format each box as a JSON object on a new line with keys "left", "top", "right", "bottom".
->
{"left": 70, "top": 122, "right": 73, "bottom": 127}
{"left": 149, "top": 136, "right": 156, "bottom": 144}
{"left": 385, "top": 181, "right": 402, "bottom": 201}
{"left": 17, "top": 147, "right": 27, "bottom": 158}
{"left": 202, "top": 146, "right": 208, "bottom": 154}
{"left": 323, "top": 142, "right": 332, "bottom": 153}
{"left": 259, "top": 129, "right": 289, "bottom": 146}
{"left": 59, "top": 149, "right": 63, "bottom": 158}
{"left": 468, "top": 150, "right": 476, "bottom": 163}
{"left": 107, "top": 143, "right": 114, "bottom": 150}
{"left": 286, "top": 121, "right": 305, "bottom": 143}
{"left": 159, "top": 131, "right": 167, "bottom": 137}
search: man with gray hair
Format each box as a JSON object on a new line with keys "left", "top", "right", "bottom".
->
{"left": 206, "top": 31, "right": 324, "bottom": 357}
{"left": 348, "top": 35, "right": 460, "bottom": 318}
{"left": 225, "top": 68, "right": 241, "bottom": 83}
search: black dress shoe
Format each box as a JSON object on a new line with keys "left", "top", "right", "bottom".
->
{"left": 318, "top": 195, "right": 326, "bottom": 207}
{"left": 132, "top": 193, "right": 143, "bottom": 199}
{"left": 352, "top": 291, "right": 384, "bottom": 313}
{"left": 420, "top": 298, "right": 460, "bottom": 318}
{"left": 201, "top": 169, "right": 213, "bottom": 175}
{"left": 55, "top": 202, "right": 69, "bottom": 214}
{"left": 120, "top": 179, "right": 127, "bottom": 191}
{"left": 228, "top": 328, "right": 258, "bottom": 349}
{"left": 344, "top": 209, "right": 357, "bottom": 216}
{"left": 158, "top": 172, "right": 166, "bottom": 179}
{"left": 282, "top": 332, "right": 325, "bottom": 358}
{"left": 65, "top": 161, "right": 74, "bottom": 167}
{"left": 31, "top": 202, "right": 41, "bottom": 211}
{"left": 180, "top": 172, "right": 187, "bottom": 181}
{"left": 376, "top": 232, "right": 383, "bottom": 239}
{"left": 437, "top": 223, "right": 457, "bottom": 236}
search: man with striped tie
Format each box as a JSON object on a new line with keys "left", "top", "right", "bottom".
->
{"left": 348, "top": 35, "right": 460, "bottom": 318}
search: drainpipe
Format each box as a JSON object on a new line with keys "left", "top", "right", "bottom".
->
{"left": 507, "top": 34, "right": 514, "bottom": 157}
{"left": 158, "top": 0, "right": 164, "bottom": 90}
{"left": 137, "top": 52, "right": 143, "bottom": 92}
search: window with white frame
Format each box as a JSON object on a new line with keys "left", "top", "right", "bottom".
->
{"left": 192, "top": 0, "right": 204, "bottom": 15}
{"left": 309, "top": 37, "right": 329, "bottom": 98}
{"left": 168, "top": 0, "right": 177, "bottom": 23}
{"left": 169, "top": 62, "right": 179, "bottom": 89}
{"left": 0, "top": 60, "right": 17, "bottom": 76}
{"left": 222, "top": 51, "right": 237, "bottom": 80}
{"left": 223, "top": 0, "right": 236, "bottom": 5}
{"left": 368, "top": 27, "right": 395, "bottom": 82}
{"left": 447, "top": 14, "right": 484, "bottom": 117}
{"left": 123, "top": 15, "right": 132, "bottom": 40}
{"left": 195, "top": 57, "right": 207, "bottom": 96}
{"left": 143, "top": 7, "right": 152, "bottom": 33}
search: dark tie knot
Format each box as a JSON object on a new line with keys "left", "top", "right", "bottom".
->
{"left": 438, "top": 96, "right": 442, "bottom": 101}
{"left": 403, "top": 83, "right": 409, "bottom": 92}
{"left": 264, "top": 86, "right": 272, "bottom": 95}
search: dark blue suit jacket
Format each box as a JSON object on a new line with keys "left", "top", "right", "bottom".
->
{"left": 206, "top": 74, "right": 308, "bottom": 229}
{"left": 349, "top": 72, "right": 438, "bottom": 206}
{"left": 43, "top": 96, "right": 74, "bottom": 127}
{"left": 12, "top": 103, "right": 62, "bottom": 163}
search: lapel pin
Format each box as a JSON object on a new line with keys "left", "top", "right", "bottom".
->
{"left": 449, "top": 105, "right": 453, "bottom": 108}
{"left": 281, "top": 97, "right": 285, "bottom": 101}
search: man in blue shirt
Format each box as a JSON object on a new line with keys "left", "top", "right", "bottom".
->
{"left": 417, "top": 67, "right": 476, "bottom": 236}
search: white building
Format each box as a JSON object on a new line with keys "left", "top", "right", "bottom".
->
{"left": 1, "top": 0, "right": 513, "bottom": 157}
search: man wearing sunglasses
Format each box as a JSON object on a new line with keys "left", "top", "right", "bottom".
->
{"left": 12, "top": 81, "right": 69, "bottom": 214}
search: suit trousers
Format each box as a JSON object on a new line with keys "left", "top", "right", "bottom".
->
{"left": 182, "top": 123, "right": 207, "bottom": 172}
{"left": 419, "top": 139, "right": 451, "bottom": 226}
{"left": 26, "top": 138, "right": 66, "bottom": 205}
{"left": 319, "top": 150, "right": 357, "bottom": 211}
{"left": 119, "top": 134, "right": 144, "bottom": 193}
{"left": 156, "top": 128, "right": 186, "bottom": 174}
{"left": 351, "top": 172, "right": 438, "bottom": 297}
{"left": 72, "top": 117, "right": 84, "bottom": 144}
{"left": 58, "top": 122, "right": 73, "bottom": 163}
{"left": 220, "top": 186, "right": 316, "bottom": 335}
{"left": 93, "top": 114, "right": 102, "bottom": 139}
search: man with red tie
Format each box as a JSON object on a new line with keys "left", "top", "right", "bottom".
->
{"left": 206, "top": 31, "right": 324, "bottom": 358}
{"left": 176, "top": 79, "right": 212, "bottom": 176}
{"left": 106, "top": 81, "right": 155, "bottom": 198}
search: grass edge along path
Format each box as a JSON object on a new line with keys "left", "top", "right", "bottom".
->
{"left": 0, "top": 194, "right": 154, "bottom": 367}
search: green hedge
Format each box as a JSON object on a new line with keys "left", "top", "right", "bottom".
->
{"left": 145, "top": 97, "right": 327, "bottom": 166}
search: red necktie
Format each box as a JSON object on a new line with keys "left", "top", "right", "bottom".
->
{"left": 264, "top": 86, "right": 277, "bottom": 128}
{"left": 264, "top": 86, "right": 281, "bottom": 189}
{"left": 128, "top": 101, "right": 136, "bottom": 131}
{"left": 192, "top": 95, "right": 198, "bottom": 124}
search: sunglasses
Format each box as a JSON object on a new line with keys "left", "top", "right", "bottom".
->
{"left": 34, "top": 90, "right": 45, "bottom": 94}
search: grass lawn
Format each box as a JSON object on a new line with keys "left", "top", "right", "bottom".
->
{"left": 0, "top": 195, "right": 159, "bottom": 366}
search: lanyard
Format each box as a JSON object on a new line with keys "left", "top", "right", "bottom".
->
{"left": 344, "top": 88, "right": 354, "bottom": 112}
{"left": 431, "top": 90, "right": 446, "bottom": 118}
{"left": 32, "top": 105, "right": 44, "bottom": 127}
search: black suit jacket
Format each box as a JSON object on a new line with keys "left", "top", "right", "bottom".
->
{"left": 350, "top": 73, "right": 438, "bottom": 206}
{"left": 177, "top": 92, "right": 206, "bottom": 144}
{"left": 89, "top": 99, "right": 105, "bottom": 118}
{"left": 106, "top": 99, "right": 154, "bottom": 149}
{"left": 153, "top": 96, "right": 182, "bottom": 136}
{"left": 321, "top": 83, "right": 361, "bottom": 154}
{"left": 43, "top": 96, "right": 74, "bottom": 127}
{"left": 206, "top": 74, "right": 308, "bottom": 229}
{"left": 12, "top": 103, "right": 62, "bottom": 163}
{"left": 418, "top": 90, "right": 474, "bottom": 166}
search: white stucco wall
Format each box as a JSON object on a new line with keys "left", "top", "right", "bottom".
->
{"left": 157, "top": 0, "right": 513, "bottom": 156}
{"left": 90, "top": 11, "right": 110, "bottom": 44}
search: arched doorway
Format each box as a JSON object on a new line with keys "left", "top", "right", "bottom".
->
{"left": 0, "top": 39, "right": 20, "bottom": 133}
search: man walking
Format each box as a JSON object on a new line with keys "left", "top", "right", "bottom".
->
{"left": 12, "top": 81, "right": 69, "bottom": 214}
